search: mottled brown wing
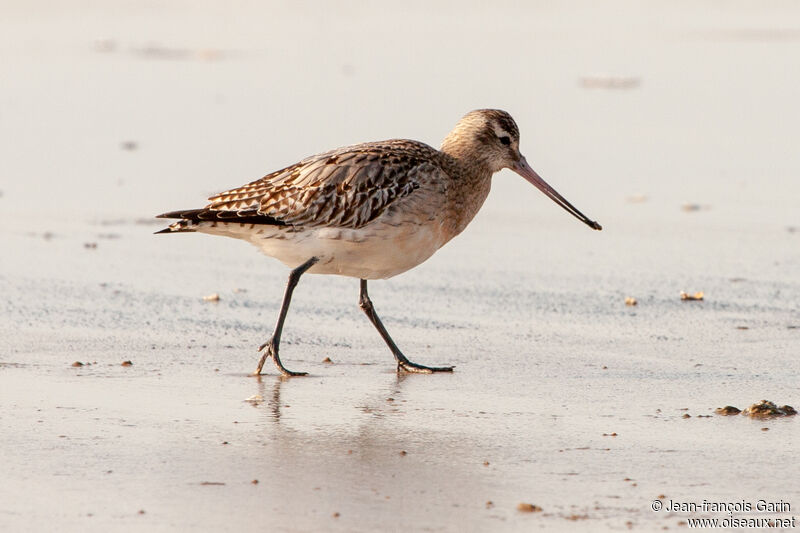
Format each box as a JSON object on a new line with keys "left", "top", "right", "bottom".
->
{"left": 204, "top": 140, "right": 440, "bottom": 229}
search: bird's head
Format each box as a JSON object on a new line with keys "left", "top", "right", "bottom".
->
{"left": 442, "top": 109, "right": 602, "bottom": 231}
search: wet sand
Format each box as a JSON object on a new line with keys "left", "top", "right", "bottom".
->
{"left": 1, "top": 2, "right": 799, "bottom": 531}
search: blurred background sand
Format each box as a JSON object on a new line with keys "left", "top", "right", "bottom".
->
{"left": 1, "top": 1, "right": 799, "bottom": 531}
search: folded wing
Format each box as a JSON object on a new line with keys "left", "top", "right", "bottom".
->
{"left": 201, "top": 140, "right": 440, "bottom": 229}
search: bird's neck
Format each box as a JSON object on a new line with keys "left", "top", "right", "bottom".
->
{"left": 439, "top": 142, "right": 493, "bottom": 179}
{"left": 437, "top": 141, "right": 494, "bottom": 244}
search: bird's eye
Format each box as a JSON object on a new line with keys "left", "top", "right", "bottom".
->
{"left": 499, "top": 136, "right": 511, "bottom": 146}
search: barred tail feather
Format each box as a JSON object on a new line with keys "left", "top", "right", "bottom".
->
{"left": 154, "top": 220, "right": 197, "bottom": 234}
{"left": 154, "top": 209, "right": 204, "bottom": 234}
{"left": 154, "top": 208, "right": 288, "bottom": 234}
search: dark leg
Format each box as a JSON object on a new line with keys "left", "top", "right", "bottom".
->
{"left": 358, "top": 279, "right": 454, "bottom": 374}
{"left": 254, "top": 257, "right": 319, "bottom": 376}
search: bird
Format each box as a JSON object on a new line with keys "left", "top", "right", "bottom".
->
{"left": 156, "top": 109, "right": 602, "bottom": 376}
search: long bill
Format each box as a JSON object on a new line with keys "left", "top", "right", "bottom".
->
{"left": 512, "top": 156, "right": 602, "bottom": 231}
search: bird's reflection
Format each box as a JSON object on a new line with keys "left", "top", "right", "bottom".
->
{"left": 251, "top": 374, "right": 291, "bottom": 422}
{"left": 250, "top": 369, "right": 415, "bottom": 424}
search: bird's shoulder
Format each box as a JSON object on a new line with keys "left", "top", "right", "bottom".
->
{"left": 205, "top": 140, "right": 449, "bottom": 228}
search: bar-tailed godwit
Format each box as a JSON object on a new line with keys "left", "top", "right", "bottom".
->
{"left": 157, "top": 109, "right": 602, "bottom": 376}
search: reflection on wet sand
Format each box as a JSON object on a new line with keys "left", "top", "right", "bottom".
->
{"left": 253, "top": 372, "right": 414, "bottom": 425}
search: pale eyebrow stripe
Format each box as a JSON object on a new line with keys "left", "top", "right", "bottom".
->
{"left": 493, "top": 124, "right": 511, "bottom": 139}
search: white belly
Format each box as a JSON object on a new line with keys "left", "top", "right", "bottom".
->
{"left": 195, "top": 221, "right": 446, "bottom": 279}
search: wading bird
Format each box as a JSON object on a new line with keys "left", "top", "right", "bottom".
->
{"left": 157, "top": 109, "right": 601, "bottom": 376}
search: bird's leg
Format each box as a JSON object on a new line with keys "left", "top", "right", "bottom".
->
{"left": 358, "top": 279, "right": 454, "bottom": 374}
{"left": 254, "top": 257, "right": 319, "bottom": 377}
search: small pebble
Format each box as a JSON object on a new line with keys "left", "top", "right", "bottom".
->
{"left": 566, "top": 513, "right": 589, "bottom": 521}
{"left": 680, "top": 291, "right": 704, "bottom": 301}
{"left": 517, "top": 502, "right": 543, "bottom": 513}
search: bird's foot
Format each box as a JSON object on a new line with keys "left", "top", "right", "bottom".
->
{"left": 254, "top": 340, "right": 308, "bottom": 377}
{"left": 396, "top": 358, "right": 454, "bottom": 374}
